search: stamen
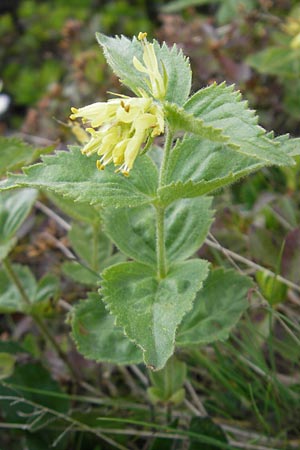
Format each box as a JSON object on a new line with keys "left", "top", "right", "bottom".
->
{"left": 96, "top": 160, "right": 105, "bottom": 170}
{"left": 120, "top": 100, "right": 130, "bottom": 112}
{"left": 138, "top": 32, "right": 147, "bottom": 41}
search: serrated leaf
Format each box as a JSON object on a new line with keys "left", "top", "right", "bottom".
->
{"left": 96, "top": 33, "right": 147, "bottom": 97}
{"left": 0, "top": 264, "right": 58, "bottom": 314}
{"left": 0, "top": 147, "right": 158, "bottom": 208}
{"left": 0, "top": 137, "right": 54, "bottom": 177}
{"left": 102, "top": 259, "right": 209, "bottom": 369}
{"left": 158, "top": 129, "right": 300, "bottom": 205}
{"left": 177, "top": 269, "right": 253, "bottom": 346}
{"left": 184, "top": 83, "right": 294, "bottom": 166}
{"left": 96, "top": 33, "right": 191, "bottom": 105}
{"left": 158, "top": 136, "right": 264, "bottom": 205}
{"left": 274, "top": 135, "right": 300, "bottom": 157}
{"left": 71, "top": 293, "right": 142, "bottom": 364}
{"left": 0, "top": 189, "right": 37, "bottom": 260}
{"left": 164, "top": 102, "right": 226, "bottom": 142}
{"left": 103, "top": 197, "right": 213, "bottom": 266}
{"left": 155, "top": 41, "right": 191, "bottom": 105}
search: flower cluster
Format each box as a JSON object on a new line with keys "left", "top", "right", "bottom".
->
{"left": 70, "top": 32, "right": 166, "bottom": 176}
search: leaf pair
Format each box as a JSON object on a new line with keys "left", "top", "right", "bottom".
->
{"left": 72, "top": 268, "right": 252, "bottom": 368}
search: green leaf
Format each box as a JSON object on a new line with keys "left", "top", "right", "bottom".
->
{"left": 68, "top": 222, "right": 112, "bottom": 270}
{"left": 158, "top": 136, "right": 264, "bottom": 205}
{"left": 0, "top": 264, "right": 58, "bottom": 314}
{"left": 103, "top": 204, "right": 156, "bottom": 266}
{"left": 155, "top": 41, "right": 191, "bottom": 105}
{"left": 164, "top": 102, "right": 226, "bottom": 142}
{"left": 62, "top": 261, "right": 100, "bottom": 286}
{"left": 255, "top": 271, "right": 287, "bottom": 306}
{"left": 158, "top": 130, "right": 299, "bottom": 205}
{"left": 217, "top": 0, "right": 256, "bottom": 24}
{"left": 0, "top": 147, "right": 158, "bottom": 208}
{"left": 165, "top": 198, "right": 213, "bottom": 262}
{"left": 71, "top": 293, "right": 143, "bottom": 364}
{"left": 184, "top": 83, "right": 294, "bottom": 166}
{"left": 34, "top": 273, "right": 60, "bottom": 312}
{"left": 274, "top": 134, "right": 300, "bottom": 157}
{"left": 102, "top": 259, "right": 209, "bottom": 369}
{"left": 96, "top": 33, "right": 191, "bottom": 105}
{"left": 0, "top": 189, "right": 37, "bottom": 260}
{"left": 148, "top": 356, "right": 186, "bottom": 404}
{"left": 62, "top": 222, "right": 126, "bottom": 285}
{"left": 103, "top": 197, "right": 213, "bottom": 266}
{"left": 247, "top": 46, "right": 300, "bottom": 79}
{"left": 0, "top": 353, "right": 15, "bottom": 380}
{"left": 46, "top": 191, "right": 101, "bottom": 224}
{"left": 177, "top": 269, "right": 253, "bottom": 346}
{"left": 96, "top": 33, "right": 147, "bottom": 97}
{"left": 0, "top": 136, "right": 54, "bottom": 177}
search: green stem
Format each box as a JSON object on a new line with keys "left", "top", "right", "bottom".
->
{"left": 156, "top": 125, "right": 174, "bottom": 279}
{"left": 3, "top": 258, "right": 78, "bottom": 381}
{"left": 156, "top": 206, "right": 167, "bottom": 279}
{"left": 159, "top": 125, "right": 173, "bottom": 188}
{"left": 3, "top": 258, "right": 31, "bottom": 306}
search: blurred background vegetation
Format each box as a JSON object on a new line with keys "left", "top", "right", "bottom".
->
{"left": 1, "top": 1, "right": 300, "bottom": 449}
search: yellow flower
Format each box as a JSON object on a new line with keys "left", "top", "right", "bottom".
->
{"left": 291, "top": 32, "right": 300, "bottom": 49}
{"left": 70, "top": 96, "right": 164, "bottom": 176}
{"left": 70, "top": 32, "right": 166, "bottom": 175}
{"left": 133, "top": 32, "right": 167, "bottom": 100}
{"left": 282, "top": 17, "right": 300, "bottom": 49}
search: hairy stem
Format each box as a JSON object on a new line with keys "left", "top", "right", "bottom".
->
{"left": 156, "top": 206, "right": 167, "bottom": 279}
{"left": 3, "top": 258, "right": 78, "bottom": 381}
{"left": 159, "top": 125, "right": 173, "bottom": 188}
{"left": 156, "top": 125, "right": 174, "bottom": 279}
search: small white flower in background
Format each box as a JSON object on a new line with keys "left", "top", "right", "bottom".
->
{"left": 70, "top": 32, "right": 166, "bottom": 176}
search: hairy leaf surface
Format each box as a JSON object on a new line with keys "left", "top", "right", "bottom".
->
{"left": 103, "top": 197, "right": 213, "bottom": 266}
{"left": 71, "top": 293, "right": 143, "bottom": 364}
{"left": 96, "top": 33, "right": 191, "bottom": 105}
{"left": 102, "top": 260, "right": 209, "bottom": 369}
{"left": 158, "top": 131, "right": 300, "bottom": 205}
{"left": 177, "top": 269, "right": 253, "bottom": 345}
{"left": 184, "top": 83, "right": 294, "bottom": 165}
{"left": 0, "top": 148, "right": 158, "bottom": 208}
